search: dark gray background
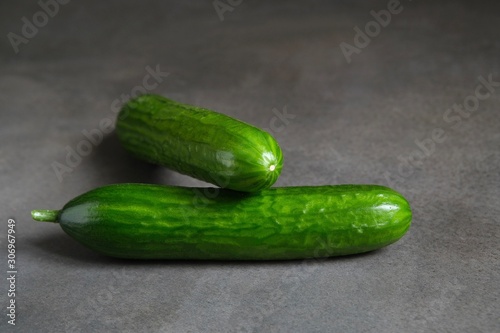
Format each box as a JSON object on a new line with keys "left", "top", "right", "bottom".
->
{"left": 1, "top": 1, "right": 499, "bottom": 332}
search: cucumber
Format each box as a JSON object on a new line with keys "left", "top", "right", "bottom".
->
{"left": 116, "top": 94, "right": 283, "bottom": 192}
{"left": 31, "top": 184, "right": 412, "bottom": 260}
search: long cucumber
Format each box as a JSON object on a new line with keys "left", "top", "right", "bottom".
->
{"left": 32, "top": 184, "right": 412, "bottom": 260}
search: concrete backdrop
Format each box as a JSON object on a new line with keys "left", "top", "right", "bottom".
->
{"left": 1, "top": 1, "right": 499, "bottom": 332}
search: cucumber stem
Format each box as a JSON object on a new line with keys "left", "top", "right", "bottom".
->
{"left": 31, "top": 210, "right": 60, "bottom": 223}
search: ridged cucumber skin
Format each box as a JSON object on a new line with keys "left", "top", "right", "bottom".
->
{"left": 116, "top": 94, "right": 283, "bottom": 192}
{"left": 45, "top": 184, "right": 411, "bottom": 260}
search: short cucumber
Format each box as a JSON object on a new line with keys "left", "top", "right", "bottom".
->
{"left": 116, "top": 94, "right": 283, "bottom": 192}
{"left": 32, "top": 184, "right": 412, "bottom": 260}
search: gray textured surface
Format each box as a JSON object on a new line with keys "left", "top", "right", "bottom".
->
{"left": 1, "top": 1, "right": 499, "bottom": 332}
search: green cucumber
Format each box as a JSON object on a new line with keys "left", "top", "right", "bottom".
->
{"left": 116, "top": 94, "right": 283, "bottom": 192}
{"left": 32, "top": 184, "right": 412, "bottom": 260}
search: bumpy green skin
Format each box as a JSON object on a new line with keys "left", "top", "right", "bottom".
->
{"left": 48, "top": 184, "right": 412, "bottom": 260}
{"left": 116, "top": 94, "right": 283, "bottom": 192}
